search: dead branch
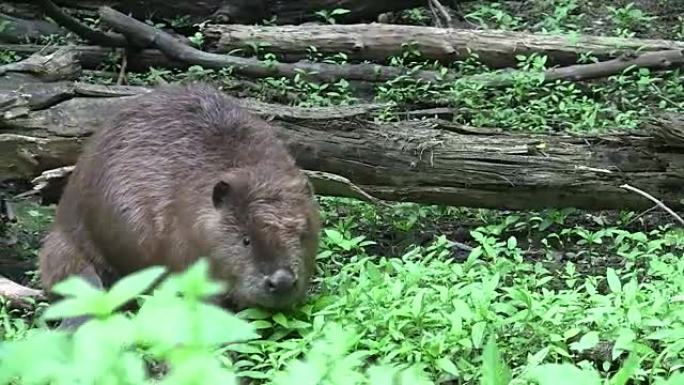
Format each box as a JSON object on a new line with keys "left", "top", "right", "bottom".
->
{"left": 620, "top": 184, "right": 684, "bottom": 225}
{"left": 467, "top": 49, "right": 684, "bottom": 88}
{"left": 428, "top": 0, "right": 454, "bottom": 28}
{"left": 98, "top": 6, "right": 449, "bottom": 84}
{"left": 37, "top": 0, "right": 127, "bottom": 47}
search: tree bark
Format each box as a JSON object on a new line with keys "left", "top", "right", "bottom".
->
{"left": 0, "top": 276, "right": 45, "bottom": 308}
{"left": 1, "top": 82, "right": 682, "bottom": 212}
{"left": 0, "top": 13, "right": 65, "bottom": 44}
{"left": 97, "top": 6, "right": 449, "bottom": 84}
{"left": 1, "top": 43, "right": 186, "bottom": 72}
{"left": 204, "top": 23, "right": 684, "bottom": 68}
{"left": 38, "top": 0, "right": 128, "bottom": 47}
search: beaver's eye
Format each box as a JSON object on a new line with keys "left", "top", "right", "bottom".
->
{"left": 242, "top": 237, "right": 251, "bottom": 246}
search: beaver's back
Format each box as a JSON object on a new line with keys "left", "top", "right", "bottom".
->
{"left": 56, "top": 83, "right": 299, "bottom": 276}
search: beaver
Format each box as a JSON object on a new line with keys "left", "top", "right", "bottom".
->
{"left": 38, "top": 83, "right": 321, "bottom": 328}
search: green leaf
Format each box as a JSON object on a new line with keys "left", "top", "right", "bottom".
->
{"left": 105, "top": 266, "right": 166, "bottom": 311}
{"left": 436, "top": 357, "right": 459, "bottom": 377}
{"left": 367, "top": 365, "right": 399, "bottom": 385}
{"left": 612, "top": 329, "right": 636, "bottom": 360}
{"left": 526, "top": 364, "right": 601, "bottom": 385}
{"left": 50, "top": 276, "right": 103, "bottom": 298}
{"left": 272, "top": 313, "right": 290, "bottom": 328}
{"left": 236, "top": 308, "right": 272, "bottom": 320}
{"left": 609, "top": 353, "right": 640, "bottom": 385}
{"left": 168, "top": 258, "right": 226, "bottom": 300}
{"left": 471, "top": 321, "right": 487, "bottom": 349}
{"left": 42, "top": 297, "right": 102, "bottom": 320}
{"left": 480, "top": 336, "right": 512, "bottom": 385}
{"left": 506, "top": 236, "right": 517, "bottom": 250}
{"left": 606, "top": 268, "right": 622, "bottom": 293}
{"left": 250, "top": 320, "right": 273, "bottom": 329}
{"left": 658, "top": 372, "right": 684, "bottom": 385}
{"left": 411, "top": 289, "right": 425, "bottom": 318}
{"left": 195, "top": 303, "right": 260, "bottom": 346}
{"left": 570, "top": 331, "right": 599, "bottom": 352}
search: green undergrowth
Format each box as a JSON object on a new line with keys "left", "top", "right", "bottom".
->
{"left": 1, "top": 197, "right": 683, "bottom": 384}
{"left": 76, "top": 48, "right": 684, "bottom": 134}
{"left": 457, "top": 0, "right": 680, "bottom": 39}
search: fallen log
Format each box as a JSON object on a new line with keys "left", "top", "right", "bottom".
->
{"left": 0, "top": 12, "right": 65, "bottom": 44}
{"left": 204, "top": 23, "right": 684, "bottom": 68}
{"left": 96, "top": 6, "right": 449, "bottom": 84}
{"left": 1, "top": 82, "right": 683, "bottom": 212}
{"left": 0, "top": 276, "right": 45, "bottom": 308}
{"left": 0, "top": 44, "right": 186, "bottom": 72}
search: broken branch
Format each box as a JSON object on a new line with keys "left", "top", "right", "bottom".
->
{"left": 98, "top": 6, "right": 449, "bottom": 84}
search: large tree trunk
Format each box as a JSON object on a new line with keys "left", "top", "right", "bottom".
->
{"left": 2, "top": 80, "right": 683, "bottom": 211}
{"left": 203, "top": 23, "right": 684, "bottom": 68}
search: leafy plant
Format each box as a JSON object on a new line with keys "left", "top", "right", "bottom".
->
{"left": 314, "top": 8, "right": 351, "bottom": 24}
{"left": 0, "top": 259, "right": 434, "bottom": 385}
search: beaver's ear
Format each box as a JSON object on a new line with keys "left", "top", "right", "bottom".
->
{"left": 212, "top": 180, "right": 232, "bottom": 208}
{"left": 212, "top": 171, "right": 249, "bottom": 208}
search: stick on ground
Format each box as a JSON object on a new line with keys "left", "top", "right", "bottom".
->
{"left": 620, "top": 184, "right": 684, "bottom": 225}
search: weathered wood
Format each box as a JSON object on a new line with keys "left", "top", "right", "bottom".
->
{"left": 0, "top": 47, "right": 81, "bottom": 82}
{"left": 0, "top": 44, "right": 186, "bottom": 72}
{"left": 1, "top": 83, "right": 682, "bottom": 212}
{"left": 0, "top": 276, "right": 45, "bottom": 308}
{"left": 38, "top": 0, "right": 127, "bottom": 47}
{"left": 462, "top": 49, "right": 684, "bottom": 88}
{"left": 204, "top": 23, "right": 684, "bottom": 68}
{"left": 0, "top": 12, "right": 65, "bottom": 43}
{"left": 98, "top": 6, "right": 450, "bottom": 84}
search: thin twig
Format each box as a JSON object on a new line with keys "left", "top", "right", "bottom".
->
{"left": 623, "top": 205, "right": 659, "bottom": 228}
{"left": 620, "top": 184, "right": 684, "bottom": 225}
{"left": 116, "top": 50, "right": 128, "bottom": 85}
{"left": 38, "top": 0, "right": 127, "bottom": 47}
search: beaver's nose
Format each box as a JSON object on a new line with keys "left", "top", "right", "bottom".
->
{"left": 265, "top": 268, "right": 296, "bottom": 294}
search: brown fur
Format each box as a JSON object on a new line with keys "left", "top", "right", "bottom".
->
{"left": 38, "top": 83, "right": 321, "bottom": 320}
